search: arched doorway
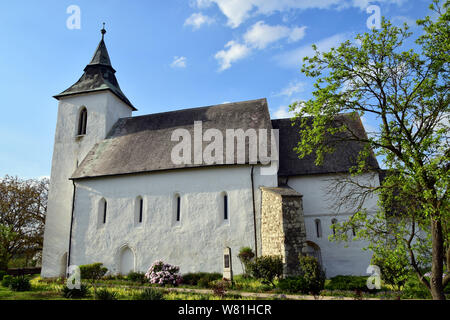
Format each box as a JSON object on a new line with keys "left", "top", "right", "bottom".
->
{"left": 305, "top": 241, "right": 322, "bottom": 266}
{"left": 60, "top": 252, "right": 68, "bottom": 278}
{"left": 119, "top": 246, "right": 135, "bottom": 275}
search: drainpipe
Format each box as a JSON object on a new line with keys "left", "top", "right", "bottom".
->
{"left": 67, "top": 179, "right": 76, "bottom": 275}
{"left": 251, "top": 166, "right": 258, "bottom": 257}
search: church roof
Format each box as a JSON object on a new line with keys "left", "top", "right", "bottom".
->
{"left": 54, "top": 27, "right": 136, "bottom": 111}
{"left": 71, "top": 98, "right": 272, "bottom": 179}
{"left": 272, "top": 114, "right": 379, "bottom": 176}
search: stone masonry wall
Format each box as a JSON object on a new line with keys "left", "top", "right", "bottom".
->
{"left": 261, "top": 187, "right": 307, "bottom": 276}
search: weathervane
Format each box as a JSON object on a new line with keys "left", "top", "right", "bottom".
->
{"left": 101, "top": 22, "right": 106, "bottom": 39}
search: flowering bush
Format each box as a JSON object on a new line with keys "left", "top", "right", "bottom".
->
{"left": 145, "top": 260, "right": 182, "bottom": 286}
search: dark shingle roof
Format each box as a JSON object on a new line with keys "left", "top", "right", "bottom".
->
{"left": 54, "top": 35, "right": 136, "bottom": 111}
{"left": 272, "top": 114, "right": 379, "bottom": 176}
{"left": 71, "top": 98, "right": 272, "bottom": 179}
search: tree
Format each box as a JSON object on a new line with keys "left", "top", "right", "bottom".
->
{"left": 0, "top": 175, "right": 48, "bottom": 270}
{"left": 79, "top": 262, "right": 108, "bottom": 298}
{"left": 290, "top": 0, "right": 449, "bottom": 299}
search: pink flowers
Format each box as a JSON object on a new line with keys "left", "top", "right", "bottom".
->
{"left": 145, "top": 260, "right": 182, "bottom": 286}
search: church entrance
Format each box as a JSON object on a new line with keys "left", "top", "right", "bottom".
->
{"left": 305, "top": 241, "right": 322, "bottom": 266}
{"left": 119, "top": 246, "right": 135, "bottom": 275}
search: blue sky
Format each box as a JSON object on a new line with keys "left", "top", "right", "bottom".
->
{"left": 0, "top": 0, "right": 432, "bottom": 178}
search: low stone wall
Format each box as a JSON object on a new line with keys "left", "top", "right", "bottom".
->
{"left": 261, "top": 186, "right": 307, "bottom": 276}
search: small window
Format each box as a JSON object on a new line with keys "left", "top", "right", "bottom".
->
{"left": 77, "top": 107, "right": 87, "bottom": 136}
{"left": 223, "top": 194, "right": 228, "bottom": 220}
{"left": 331, "top": 218, "right": 338, "bottom": 235}
{"left": 103, "top": 200, "right": 107, "bottom": 224}
{"left": 176, "top": 195, "right": 181, "bottom": 222}
{"left": 352, "top": 226, "right": 356, "bottom": 237}
{"left": 139, "top": 198, "right": 143, "bottom": 223}
{"left": 315, "top": 219, "right": 322, "bottom": 238}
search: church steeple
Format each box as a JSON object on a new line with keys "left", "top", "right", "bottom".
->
{"left": 54, "top": 25, "right": 136, "bottom": 111}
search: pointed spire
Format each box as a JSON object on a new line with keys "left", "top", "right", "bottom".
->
{"left": 54, "top": 25, "right": 136, "bottom": 111}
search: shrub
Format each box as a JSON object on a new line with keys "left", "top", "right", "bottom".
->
{"left": 9, "top": 276, "right": 31, "bottom": 291}
{"left": 79, "top": 262, "right": 108, "bottom": 298}
{"left": 402, "top": 276, "right": 432, "bottom": 299}
{"left": 1, "top": 275, "right": 12, "bottom": 287}
{"left": 247, "top": 255, "right": 283, "bottom": 287}
{"left": 181, "top": 272, "right": 222, "bottom": 287}
{"left": 127, "top": 272, "right": 146, "bottom": 284}
{"left": 371, "top": 248, "right": 409, "bottom": 291}
{"left": 96, "top": 288, "right": 119, "bottom": 300}
{"left": 133, "top": 288, "right": 164, "bottom": 300}
{"left": 145, "top": 260, "right": 182, "bottom": 286}
{"left": 298, "top": 256, "right": 325, "bottom": 295}
{"left": 211, "top": 279, "right": 231, "bottom": 298}
{"left": 325, "top": 275, "right": 371, "bottom": 292}
{"left": 277, "top": 276, "right": 307, "bottom": 293}
{"left": 238, "top": 247, "right": 255, "bottom": 277}
{"left": 61, "top": 284, "right": 90, "bottom": 299}
{"left": 0, "top": 270, "right": 6, "bottom": 281}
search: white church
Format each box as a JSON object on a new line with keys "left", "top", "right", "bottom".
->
{"left": 41, "top": 28, "right": 381, "bottom": 278}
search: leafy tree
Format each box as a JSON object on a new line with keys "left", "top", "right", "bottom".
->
{"left": 290, "top": 0, "right": 449, "bottom": 299}
{"left": 0, "top": 175, "right": 48, "bottom": 270}
{"left": 237, "top": 246, "right": 255, "bottom": 277}
{"left": 299, "top": 256, "right": 326, "bottom": 295}
{"left": 247, "top": 255, "right": 283, "bottom": 287}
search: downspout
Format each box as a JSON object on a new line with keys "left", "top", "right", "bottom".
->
{"left": 251, "top": 166, "right": 258, "bottom": 257}
{"left": 67, "top": 179, "right": 76, "bottom": 275}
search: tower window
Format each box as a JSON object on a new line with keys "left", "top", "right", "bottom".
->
{"left": 78, "top": 107, "right": 87, "bottom": 136}
{"left": 224, "top": 194, "right": 228, "bottom": 220}
{"left": 315, "top": 219, "right": 322, "bottom": 238}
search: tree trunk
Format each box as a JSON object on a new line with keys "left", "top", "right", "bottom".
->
{"left": 430, "top": 217, "right": 446, "bottom": 300}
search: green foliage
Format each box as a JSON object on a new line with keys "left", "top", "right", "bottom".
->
{"left": 181, "top": 272, "right": 222, "bottom": 287}
{"left": 9, "top": 276, "right": 31, "bottom": 291}
{"left": 211, "top": 279, "right": 231, "bottom": 298}
{"left": 133, "top": 288, "right": 164, "bottom": 300}
{"left": 0, "top": 270, "right": 6, "bottom": 281}
{"left": 277, "top": 276, "right": 307, "bottom": 293}
{"left": 96, "top": 288, "right": 118, "bottom": 300}
{"left": 247, "top": 255, "right": 283, "bottom": 287}
{"left": 292, "top": 0, "right": 450, "bottom": 299}
{"left": 61, "top": 284, "right": 89, "bottom": 299}
{"left": 79, "top": 263, "right": 108, "bottom": 282}
{"left": 325, "top": 275, "right": 371, "bottom": 292}
{"left": 126, "top": 272, "right": 146, "bottom": 284}
{"left": 1, "top": 275, "right": 12, "bottom": 287}
{"left": 298, "top": 256, "right": 325, "bottom": 294}
{"left": 371, "top": 246, "right": 410, "bottom": 290}
{"left": 402, "top": 276, "right": 432, "bottom": 299}
{"left": 238, "top": 247, "right": 255, "bottom": 277}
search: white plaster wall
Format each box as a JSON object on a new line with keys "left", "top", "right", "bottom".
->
{"left": 287, "top": 172, "right": 380, "bottom": 277}
{"left": 70, "top": 165, "right": 277, "bottom": 276}
{"left": 41, "top": 91, "right": 132, "bottom": 277}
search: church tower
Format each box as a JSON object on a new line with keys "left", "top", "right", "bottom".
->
{"left": 41, "top": 26, "right": 136, "bottom": 277}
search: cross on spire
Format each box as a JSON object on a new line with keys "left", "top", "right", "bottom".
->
{"left": 101, "top": 22, "right": 106, "bottom": 40}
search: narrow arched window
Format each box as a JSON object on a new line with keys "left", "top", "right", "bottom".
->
{"left": 223, "top": 193, "right": 228, "bottom": 220}
{"left": 78, "top": 107, "right": 87, "bottom": 135}
{"left": 331, "top": 218, "right": 337, "bottom": 235}
{"left": 315, "top": 219, "right": 322, "bottom": 238}
{"left": 352, "top": 226, "right": 356, "bottom": 237}
{"left": 176, "top": 195, "right": 181, "bottom": 222}
{"left": 103, "top": 200, "right": 107, "bottom": 224}
{"left": 139, "top": 198, "right": 143, "bottom": 223}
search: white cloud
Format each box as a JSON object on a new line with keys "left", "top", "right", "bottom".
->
{"left": 275, "top": 80, "right": 305, "bottom": 97}
{"left": 215, "top": 21, "right": 306, "bottom": 71}
{"left": 170, "top": 56, "right": 187, "bottom": 68}
{"left": 274, "top": 33, "right": 349, "bottom": 68}
{"left": 244, "top": 21, "right": 306, "bottom": 49}
{"left": 195, "top": 0, "right": 406, "bottom": 28}
{"left": 184, "top": 12, "right": 215, "bottom": 30}
{"left": 272, "top": 105, "right": 295, "bottom": 119}
{"left": 214, "top": 40, "right": 251, "bottom": 71}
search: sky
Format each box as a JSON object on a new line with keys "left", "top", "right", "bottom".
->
{"left": 0, "top": 0, "right": 433, "bottom": 178}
